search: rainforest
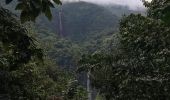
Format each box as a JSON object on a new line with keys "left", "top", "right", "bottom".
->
{"left": 1, "top": 0, "right": 170, "bottom": 100}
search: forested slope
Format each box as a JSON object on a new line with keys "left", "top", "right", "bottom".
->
{"left": 2, "top": 0, "right": 170, "bottom": 100}
{"left": 33, "top": 1, "right": 144, "bottom": 70}
{"left": 37, "top": 2, "right": 145, "bottom": 41}
{"left": 0, "top": 0, "right": 144, "bottom": 85}
{"left": 1, "top": 1, "right": 143, "bottom": 42}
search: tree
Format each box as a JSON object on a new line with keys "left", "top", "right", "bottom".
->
{"left": 0, "top": 0, "right": 88, "bottom": 99}
{"left": 119, "top": 14, "right": 170, "bottom": 99}
{"left": 4, "top": 0, "right": 62, "bottom": 23}
{"left": 0, "top": 7, "right": 45, "bottom": 99}
{"left": 144, "top": 0, "right": 170, "bottom": 24}
{"left": 0, "top": 8, "right": 86, "bottom": 99}
{"left": 78, "top": 0, "right": 170, "bottom": 100}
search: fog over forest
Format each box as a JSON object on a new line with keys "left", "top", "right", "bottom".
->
{"left": 62, "top": 0, "right": 151, "bottom": 9}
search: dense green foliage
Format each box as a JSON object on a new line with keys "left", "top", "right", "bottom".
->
{"left": 0, "top": 7, "right": 46, "bottom": 99}
{"left": 5, "top": 0, "right": 61, "bottom": 23}
{"left": 3, "top": 0, "right": 169, "bottom": 100}
{"left": 145, "top": 0, "right": 170, "bottom": 24}
{"left": 78, "top": 1, "right": 170, "bottom": 100}
{"left": 37, "top": 31, "right": 82, "bottom": 71}
{"left": 34, "top": 2, "right": 141, "bottom": 42}
{"left": 0, "top": 1, "right": 88, "bottom": 99}
{"left": 59, "top": 2, "right": 118, "bottom": 41}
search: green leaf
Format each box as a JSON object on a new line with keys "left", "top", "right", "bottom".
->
{"left": 53, "top": 0, "right": 62, "bottom": 5}
{"left": 48, "top": 1, "right": 55, "bottom": 8}
{"left": 5, "top": 0, "right": 13, "bottom": 4}
{"left": 45, "top": 6, "right": 52, "bottom": 20}
{"left": 162, "top": 12, "right": 170, "bottom": 25}
{"left": 20, "top": 11, "right": 30, "bottom": 23}
{"left": 15, "top": 3, "right": 25, "bottom": 10}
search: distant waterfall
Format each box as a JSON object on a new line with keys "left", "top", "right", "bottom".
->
{"left": 87, "top": 72, "right": 92, "bottom": 100}
{"left": 59, "top": 6, "right": 63, "bottom": 37}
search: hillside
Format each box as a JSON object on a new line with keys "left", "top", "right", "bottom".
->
{"left": 36, "top": 2, "right": 143, "bottom": 41}
{"left": 1, "top": 1, "right": 144, "bottom": 42}
{"left": 36, "top": 2, "right": 118, "bottom": 41}
{"left": 0, "top": 1, "right": 145, "bottom": 70}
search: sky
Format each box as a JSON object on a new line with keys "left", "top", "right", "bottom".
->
{"left": 63, "top": 0, "right": 152, "bottom": 10}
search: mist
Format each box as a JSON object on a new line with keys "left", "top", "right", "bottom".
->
{"left": 62, "top": 0, "right": 146, "bottom": 10}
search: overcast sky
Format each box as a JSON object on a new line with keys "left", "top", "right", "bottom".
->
{"left": 63, "top": 0, "right": 152, "bottom": 9}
